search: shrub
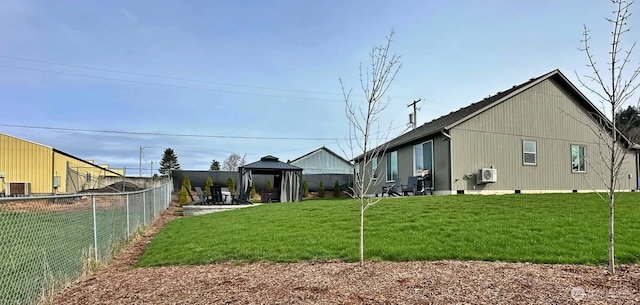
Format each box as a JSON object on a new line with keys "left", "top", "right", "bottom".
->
{"left": 227, "top": 177, "right": 236, "bottom": 197}
{"left": 318, "top": 181, "right": 325, "bottom": 198}
{"left": 181, "top": 176, "right": 192, "bottom": 192}
{"left": 302, "top": 180, "right": 309, "bottom": 198}
{"left": 178, "top": 185, "right": 190, "bottom": 206}
{"left": 204, "top": 177, "right": 213, "bottom": 196}
{"left": 333, "top": 180, "right": 341, "bottom": 197}
{"left": 250, "top": 181, "right": 257, "bottom": 199}
{"left": 266, "top": 179, "right": 273, "bottom": 188}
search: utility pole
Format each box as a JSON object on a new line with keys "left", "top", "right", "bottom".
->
{"left": 407, "top": 98, "right": 421, "bottom": 129}
{"left": 150, "top": 161, "right": 154, "bottom": 177}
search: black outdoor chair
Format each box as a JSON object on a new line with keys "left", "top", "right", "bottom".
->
{"left": 233, "top": 186, "right": 253, "bottom": 205}
{"left": 401, "top": 176, "right": 418, "bottom": 196}
{"left": 382, "top": 178, "right": 402, "bottom": 197}
{"left": 192, "top": 186, "right": 209, "bottom": 205}
{"left": 210, "top": 186, "right": 223, "bottom": 204}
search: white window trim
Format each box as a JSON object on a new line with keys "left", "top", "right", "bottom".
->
{"left": 413, "top": 140, "right": 434, "bottom": 176}
{"left": 386, "top": 151, "right": 398, "bottom": 182}
{"left": 571, "top": 144, "right": 587, "bottom": 173}
{"left": 522, "top": 140, "right": 537, "bottom": 166}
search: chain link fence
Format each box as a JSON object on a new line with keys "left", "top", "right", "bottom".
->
{"left": 0, "top": 183, "right": 173, "bottom": 305}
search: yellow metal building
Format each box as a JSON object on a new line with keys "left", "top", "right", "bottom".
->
{"left": 0, "top": 133, "right": 123, "bottom": 195}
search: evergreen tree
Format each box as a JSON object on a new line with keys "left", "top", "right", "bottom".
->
{"left": 178, "top": 186, "right": 190, "bottom": 206}
{"left": 333, "top": 180, "right": 342, "bottom": 197}
{"left": 250, "top": 181, "right": 257, "bottom": 198}
{"left": 318, "top": 181, "right": 325, "bottom": 198}
{"left": 204, "top": 177, "right": 213, "bottom": 196}
{"left": 227, "top": 177, "right": 236, "bottom": 197}
{"left": 210, "top": 159, "right": 221, "bottom": 171}
{"left": 181, "top": 176, "right": 192, "bottom": 192}
{"left": 159, "top": 148, "right": 181, "bottom": 175}
{"left": 302, "top": 180, "right": 309, "bottom": 198}
{"left": 616, "top": 105, "right": 640, "bottom": 128}
{"left": 616, "top": 106, "right": 640, "bottom": 142}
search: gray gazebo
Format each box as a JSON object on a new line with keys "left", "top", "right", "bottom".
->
{"left": 237, "top": 155, "right": 303, "bottom": 203}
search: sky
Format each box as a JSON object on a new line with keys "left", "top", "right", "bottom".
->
{"left": 0, "top": 0, "right": 637, "bottom": 175}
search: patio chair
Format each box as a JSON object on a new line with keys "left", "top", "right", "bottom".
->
{"left": 233, "top": 186, "right": 253, "bottom": 205}
{"left": 210, "top": 186, "right": 223, "bottom": 204}
{"left": 401, "top": 176, "right": 418, "bottom": 196}
{"left": 192, "top": 187, "right": 208, "bottom": 205}
{"left": 382, "top": 178, "right": 402, "bottom": 197}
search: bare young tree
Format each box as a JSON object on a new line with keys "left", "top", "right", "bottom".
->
{"left": 578, "top": 0, "right": 640, "bottom": 274}
{"left": 222, "top": 153, "right": 246, "bottom": 171}
{"left": 340, "top": 29, "right": 401, "bottom": 266}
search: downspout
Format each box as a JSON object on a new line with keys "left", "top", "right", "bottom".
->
{"left": 51, "top": 150, "right": 55, "bottom": 194}
{"left": 441, "top": 129, "right": 453, "bottom": 194}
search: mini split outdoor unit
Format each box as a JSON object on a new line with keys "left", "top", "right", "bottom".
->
{"left": 477, "top": 168, "right": 497, "bottom": 184}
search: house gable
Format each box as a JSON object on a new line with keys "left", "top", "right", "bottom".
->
{"left": 449, "top": 76, "right": 636, "bottom": 192}
{"left": 290, "top": 147, "right": 352, "bottom": 175}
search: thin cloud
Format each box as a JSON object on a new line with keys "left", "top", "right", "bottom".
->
{"left": 120, "top": 8, "right": 137, "bottom": 23}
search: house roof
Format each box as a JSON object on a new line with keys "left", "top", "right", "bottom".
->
{"left": 289, "top": 146, "right": 351, "bottom": 165}
{"left": 355, "top": 69, "right": 612, "bottom": 161}
{"left": 241, "top": 155, "right": 303, "bottom": 171}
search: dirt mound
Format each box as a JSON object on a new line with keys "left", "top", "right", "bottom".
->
{"left": 80, "top": 182, "right": 144, "bottom": 193}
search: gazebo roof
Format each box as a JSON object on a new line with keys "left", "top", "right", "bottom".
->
{"left": 241, "top": 155, "right": 303, "bottom": 171}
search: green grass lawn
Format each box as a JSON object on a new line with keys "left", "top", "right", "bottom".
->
{"left": 137, "top": 193, "right": 640, "bottom": 267}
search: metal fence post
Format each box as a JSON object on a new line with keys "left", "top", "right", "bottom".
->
{"left": 126, "top": 193, "right": 130, "bottom": 237}
{"left": 166, "top": 185, "right": 169, "bottom": 208}
{"left": 142, "top": 191, "right": 146, "bottom": 224}
{"left": 152, "top": 188, "right": 156, "bottom": 217}
{"left": 92, "top": 195, "right": 99, "bottom": 261}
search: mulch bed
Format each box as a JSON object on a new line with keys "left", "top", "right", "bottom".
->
{"left": 52, "top": 201, "right": 640, "bottom": 305}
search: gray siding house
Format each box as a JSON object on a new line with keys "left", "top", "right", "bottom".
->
{"left": 289, "top": 146, "right": 353, "bottom": 175}
{"left": 357, "top": 69, "right": 638, "bottom": 195}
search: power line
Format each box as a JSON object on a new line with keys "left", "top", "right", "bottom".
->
{"left": 0, "top": 54, "right": 343, "bottom": 95}
{"left": 0, "top": 123, "right": 409, "bottom": 142}
{"left": 0, "top": 54, "right": 417, "bottom": 103}
{"left": 0, "top": 64, "right": 347, "bottom": 103}
{"left": 0, "top": 123, "right": 340, "bottom": 140}
{"left": 0, "top": 64, "right": 417, "bottom": 106}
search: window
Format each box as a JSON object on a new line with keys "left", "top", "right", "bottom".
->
{"left": 355, "top": 162, "right": 360, "bottom": 182}
{"left": 371, "top": 157, "right": 378, "bottom": 180}
{"left": 86, "top": 173, "right": 92, "bottom": 182}
{"left": 522, "top": 140, "right": 537, "bottom": 165}
{"left": 414, "top": 141, "right": 433, "bottom": 175}
{"left": 386, "top": 151, "right": 398, "bottom": 182}
{"left": 571, "top": 145, "right": 586, "bottom": 173}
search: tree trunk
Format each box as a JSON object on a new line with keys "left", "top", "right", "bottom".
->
{"left": 608, "top": 104, "right": 616, "bottom": 274}
{"left": 359, "top": 200, "right": 365, "bottom": 266}
{"left": 608, "top": 195, "right": 615, "bottom": 274}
